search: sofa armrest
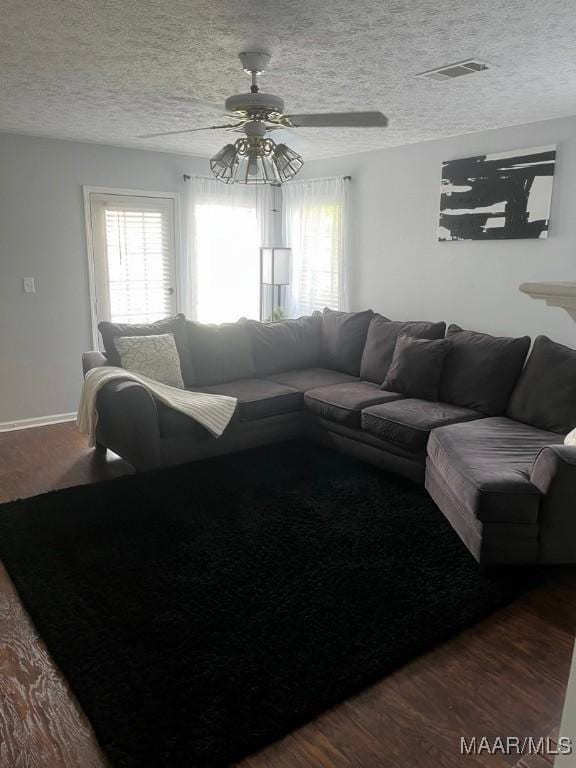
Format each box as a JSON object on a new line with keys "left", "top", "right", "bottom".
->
{"left": 530, "top": 445, "right": 576, "bottom": 563}
{"left": 82, "top": 350, "right": 108, "bottom": 376}
{"left": 95, "top": 380, "right": 161, "bottom": 471}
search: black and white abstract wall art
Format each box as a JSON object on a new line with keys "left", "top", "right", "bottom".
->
{"left": 439, "top": 145, "right": 556, "bottom": 241}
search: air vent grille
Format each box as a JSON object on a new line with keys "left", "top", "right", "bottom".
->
{"left": 415, "top": 59, "right": 491, "bottom": 82}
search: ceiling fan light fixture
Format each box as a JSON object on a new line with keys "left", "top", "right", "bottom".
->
{"left": 210, "top": 133, "right": 303, "bottom": 185}
{"left": 209, "top": 143, "right": 238, "bottom": 184}
{"left": 234, "top": 149, "right": 280, "bottom": 185}
{"left": 273, "top": 143, "right": 304, "bottom": 182}
{"left": 231, "top": 134, "right": 279, "bottom": 185}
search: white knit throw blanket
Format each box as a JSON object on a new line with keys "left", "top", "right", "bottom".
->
{"left": 77, "top": 366, "right": 237, "bottom": 447}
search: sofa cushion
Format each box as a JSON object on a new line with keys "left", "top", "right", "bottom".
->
{"left": 98, "top": 314, "right": 194, "bottom": 385}
{"left": 186, "top": 320, "right": 256, "bottom": 386}
{"left": 304, "top": 382, "right": 405, "bottom": 428}
{"left": 427, "top": 417, "right": 563, "bottom": 524}
{"left": 382, "top": 335, "right": 450, "bottom": 401}
{"left": 362, "top": 399, "right": 482, "bottom": 454}
{"left": 243, "top": 315, "right": 321, "bottom": 376}
{"left": 267, "top": 367, "right": 358, "bottom": 392}
{"left": 321, "top": 308, "right": 374, "bottom": 375}
{"left": 196, "top": 379, "right": 301, "bottom": 422}
{"left": 439, "top": 324, "right": 530, "bottom": 416}
{"left": 507, "top": 335, "right": 576, "bottom": 434}
{"left": 360, "top": 315, "right": 447, "bottom": 384}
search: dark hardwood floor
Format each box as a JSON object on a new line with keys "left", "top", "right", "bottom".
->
{"left": 0, "top": 422, "right": 574, "bottom": 768}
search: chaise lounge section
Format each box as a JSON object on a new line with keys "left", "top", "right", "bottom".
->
{"left": 426, "top": 335, "right": 576, "bottom": 563}
{"left": 83, "top": 310, "right": 576, "bottom": 565}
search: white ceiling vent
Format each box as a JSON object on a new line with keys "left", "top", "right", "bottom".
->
{"left": 415, "top": 59, "right": 491, "bottom": 82}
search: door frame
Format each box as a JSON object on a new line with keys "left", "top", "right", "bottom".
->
{"left": 83, "top": 186, "right": 182, "bottom": 349}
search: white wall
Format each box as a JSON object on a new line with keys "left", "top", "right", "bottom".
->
{"left": 0, "top": 133, "right": 208, "bottom": 424}
{"left": 302, "top": 115, "right": 576, "bottom": 347}
{"left": 2, "top": 116, "right": 576, "bottom": 424}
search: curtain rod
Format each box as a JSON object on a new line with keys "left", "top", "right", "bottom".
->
{"left": 182, "top": 174, "right": 351, "bottom": 182}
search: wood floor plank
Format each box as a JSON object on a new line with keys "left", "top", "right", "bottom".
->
{"left": 240, "top": 723, "right": 355, "bottom": 768}
{"left": 516, "top": 753, "right": 555, "bottom": 768}
{"left": 0, "top": 563, "right": 108, "bottom": 768}
{"left": 314, "top": 701, "right": 476, "bottom": 768}
{"left": 339, "top": 596, "right": 573, "bottom": 768}
{"left": 0, "top": 423, "right": 574, "bottom": 768}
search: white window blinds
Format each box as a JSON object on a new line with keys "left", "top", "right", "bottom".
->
{"left": 89, "top": 194, "right": 177, "bottom": 325}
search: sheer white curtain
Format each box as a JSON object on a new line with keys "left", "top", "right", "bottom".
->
{"left": 187, "top": 177, "right": 273, "bottom": 323}
{"left": 282, "top": 177, "right": 350, "bottom": 317}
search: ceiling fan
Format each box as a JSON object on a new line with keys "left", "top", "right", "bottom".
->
{"left": 139, "top": 52, "right": 388, "bottom": 185}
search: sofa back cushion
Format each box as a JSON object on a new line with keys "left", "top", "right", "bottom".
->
{"left": 186, "top": 320, "right": 256, "bottom": 386}
{"left": 507, "top": 335, "right": 576, "bottom": 434}
{"left": 439, "top": 325, "right": 530, "bottom": 416}
{"left": 98, "top": 313, "right": 194, "bottom": 386}
{"left": 244, "top": 314, "right": 322, "bottom": 376}
{"left": 360, "top": 315, "right": 446, "bottom": 383}
{"left": 321, "top": 307, "right": 374, "bottom": 375}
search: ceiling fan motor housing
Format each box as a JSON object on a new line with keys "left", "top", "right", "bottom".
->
{"left": 225, "top": 92, "right": 285, "bottom": 118}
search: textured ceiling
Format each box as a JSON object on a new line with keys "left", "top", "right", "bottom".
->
{"left": 1, "top": 0, "right": 576, "bottom": 160}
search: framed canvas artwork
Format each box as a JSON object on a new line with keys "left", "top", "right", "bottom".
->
{"left": 439, "top": 145, "right": 556, "bottom": 241}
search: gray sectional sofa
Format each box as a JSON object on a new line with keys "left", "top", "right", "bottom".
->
{"left": 83, "top": 309, "right": 576, "bottom": 565}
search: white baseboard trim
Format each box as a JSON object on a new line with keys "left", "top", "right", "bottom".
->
{"left": 0, "top": 412, "right": 77, "bottom": 432}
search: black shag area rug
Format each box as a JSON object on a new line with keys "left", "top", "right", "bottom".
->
{"left": 0, "top": 441, "right": 536, "bottom": 767}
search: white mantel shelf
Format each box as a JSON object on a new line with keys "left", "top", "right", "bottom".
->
{"left": 519, "top": 281, "right": 576, "bottom": 312}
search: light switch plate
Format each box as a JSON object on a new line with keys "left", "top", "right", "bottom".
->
{"left": 23, "top": 277, "right": 36, "bottom": 293}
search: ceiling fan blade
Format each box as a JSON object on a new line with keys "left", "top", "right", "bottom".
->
{"left": 285, "top": 111, "right": 388, "bottom": 128}
{"left": 138, "top": 123, "right": 243, "bottom": 139}
{"left": 268, "top": 126, "right": 315, "bottom": 153}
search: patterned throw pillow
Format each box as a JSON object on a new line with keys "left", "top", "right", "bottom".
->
{"left": 113, "top": 333, "right": 184, "bottom": 388}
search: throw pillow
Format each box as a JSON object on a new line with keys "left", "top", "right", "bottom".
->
{"left": 382, "top": 335, "right": 450, "bottom": 401}
{"left": 98, "top": 314, "right": 194, "bottom": 386}
{"left": 360, "top": 315, "right": 447, "bottom": 383}
{"left": 507, "top": 335, "right": 576, "bottom": 434}
{"left": 439, "top": 324, "right": 530, "bottom": 416}
{"left": 321, "top": 307, "right": 374, "bottom": 375}
{"left": 114, "top": 333, "right": 184, "bottom": 388}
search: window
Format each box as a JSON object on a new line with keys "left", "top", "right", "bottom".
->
{"left": 282, "top": 177, "right": 349, "bottom": 317}
{"left": 86, "top": 190, "right": 179, "bottom": 333}
{"left": 189, "top": 177, "right": 272, "bottom": 324}
{"left": 289, "top": 201, "right": 341, "bottom": 313}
